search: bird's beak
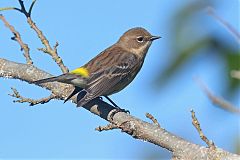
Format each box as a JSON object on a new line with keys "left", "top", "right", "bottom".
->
{"left": 150, "top": 36, "right": 161, "bottom": 41}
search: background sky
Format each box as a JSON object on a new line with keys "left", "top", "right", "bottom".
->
{"left": 0, "top": 0, "right": 239, "bottom": 159}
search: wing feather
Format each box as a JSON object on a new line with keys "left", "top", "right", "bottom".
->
{"left": 77, "top": 53, "right": 140, "bottom": 106}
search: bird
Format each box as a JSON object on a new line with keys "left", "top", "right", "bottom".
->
{"left": 33, "top": 27, "right": 160, "bottom": 108}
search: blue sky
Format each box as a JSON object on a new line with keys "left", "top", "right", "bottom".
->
{"left": 0, "top": 0, "right": 239, "bottom": 159}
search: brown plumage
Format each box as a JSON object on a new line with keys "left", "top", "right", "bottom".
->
{"left": 34, "top": 27, "right": 160, "bottom": 107}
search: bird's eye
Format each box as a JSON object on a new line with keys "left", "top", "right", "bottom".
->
{"left": 136, "top": 36, "right": 144, "bottom": 43}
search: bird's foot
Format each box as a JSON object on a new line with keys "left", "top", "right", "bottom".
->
{"left": 114, "top": 107, "right": 130, "bottom": 114}
{"left": 109, "top": 107, "right": 130, "bottom": 121}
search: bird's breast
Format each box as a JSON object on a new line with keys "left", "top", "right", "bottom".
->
{"left": 71, "top": 78, "right": 87, "bottom": 88}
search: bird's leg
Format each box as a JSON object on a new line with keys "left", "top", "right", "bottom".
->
{"left": 104, "top": 96, "right": 130, "bottom": 114}
{"left": 104, "top": 96, "right": 120, "bottom": 108}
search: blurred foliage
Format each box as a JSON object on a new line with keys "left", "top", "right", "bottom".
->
{"left": 152, "top": 1, "right": 240, "bottom": 157}
{"left": 154, "top": 0, "right": 240, "bottom": 96}
{"left": 236, "top": 138, "right": 240, "bottom": 154}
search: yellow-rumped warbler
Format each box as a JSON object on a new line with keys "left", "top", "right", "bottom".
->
{"left": 34, "top": 27, "right": 160, "bottom": 108}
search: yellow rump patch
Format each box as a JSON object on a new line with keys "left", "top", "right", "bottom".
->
{"left": 70, "top": 67, "right": 89, "bottom": 78}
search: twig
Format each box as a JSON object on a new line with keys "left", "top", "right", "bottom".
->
{"left": 0, "top": 1, "right": 36, "bottom": 17}
{"left": 195, "top": 77, "right": 240, "bottom": 114}
{"left": 17, "top": 0, "right": 30, "bottom": 17}
{"left": 28, "top": 17, "right": 68, "bottom": 73}
{"left": 191, "top": 110, "right": 216, "bottom": 149}
{"left": 0, "top": 14, "right": 33, "bottom": 65}
{"left": 9, "top": 87, "right": 57, "bottom": 106}
{"left": 207, "top": 7, "right": 240, "bottom": 44}
{"left": 28, "top": 0, "right": 37, "bottom": 16}
{"left": 231, "top": 70, "right": 240, "bottom": 80}
{"left": 146, "top": 113, "right": 160, "bottom": 127}
{"left": 95, "top": 123, "right": 118, "bottom": 132}
{"left": 0, "top": 7, "right": 20, "bottom": 12}
{"left": 0, "top": 0, "right": 69, "bottom": 73}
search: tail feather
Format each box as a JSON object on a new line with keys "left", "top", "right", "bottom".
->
{"left": 33, "top": 76, "right": 60, "bottom": 84}
{"left": 33, "top": 73, "right": 86, "bottom": 85}
{"left": 76, "top": 91, "right": 88, "bottom": 107}
{"left": 77, "top": 93, "right": 95, "bottom": 107}
{"left": 64, "top": 87, "right": 83, "bottom": 103}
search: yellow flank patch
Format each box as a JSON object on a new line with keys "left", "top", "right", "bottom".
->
{"left": 70, "top": 67, "right": 89, "bottom": 78}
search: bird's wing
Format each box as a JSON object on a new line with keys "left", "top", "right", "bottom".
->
{"left": 77, "top": 53, "right": 140, "bottom": 106}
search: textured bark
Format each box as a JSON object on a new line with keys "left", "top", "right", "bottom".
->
{"left": 0, "top": 58, "right": 239, "bottom": 160}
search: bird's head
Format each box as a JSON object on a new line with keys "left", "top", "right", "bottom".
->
{"left": 117, "top": 27, "right": 160, "bottom": 57}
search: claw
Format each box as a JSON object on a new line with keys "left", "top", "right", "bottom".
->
{"left": 109, "top": 108, "right": 130, "bottom": 121}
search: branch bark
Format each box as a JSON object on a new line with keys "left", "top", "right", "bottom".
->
{"left": 0, "top": 1, "right": 239, "bottom": 159}
{"left": 0, "top": 58, "right": 239, "bottom": 160}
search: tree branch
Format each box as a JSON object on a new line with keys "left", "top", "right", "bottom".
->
{"left": 195, "top": 78, "right": 240, "bottom": 114}
{"left": 26, "top": 17, "right": 69, "bottom": 73}
{"left": 95, "top": 123, "right": 118, "bottom": 131}
{"left": 191, "top": 110, "right": 216, "bottom": 149}
{"left": 0, "top": 0, "right": 69, "bottom": 73}
{"left": 0, "top": 14, "right": 33, "bottom": 65}
{"left": 28, "top": 0, "right": 36, "bottom": 16}
{"left": 145, "top": 112, "right": 160, "bottom": 127}
{"left": 0, "top": 58, "right": 239, "bottom": 160}
{"left": 9, "top": 87, "right": 57, "bottom": 106}
{"left": 207, "top": 7, "right": 240, "bottom": 44}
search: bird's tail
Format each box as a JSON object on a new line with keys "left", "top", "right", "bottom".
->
{"left": 33, "top": 73, "right": 77, "bottom": 85}
{"left": 33, "top": 76, "right": 60, "bottom": 84}
{"left": 64, "top": 86, "right": 83, "bottom": 103}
